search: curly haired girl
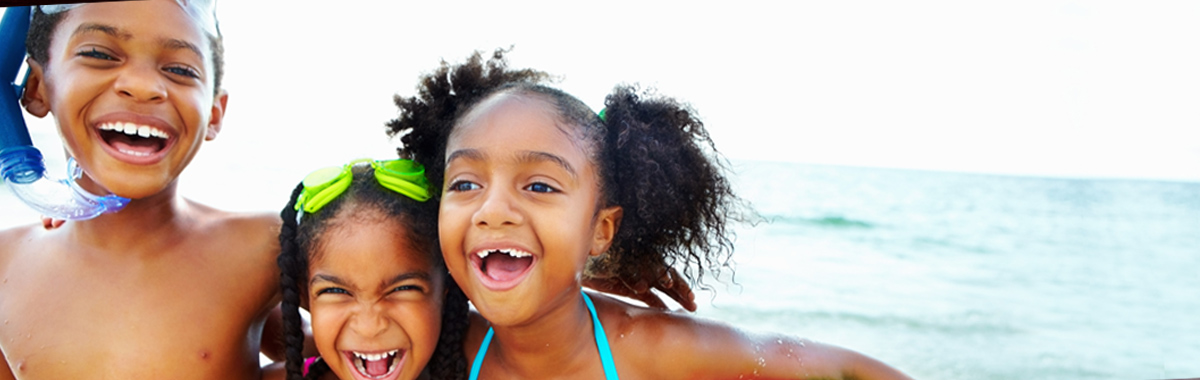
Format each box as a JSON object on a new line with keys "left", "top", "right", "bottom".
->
{"left": 385, "top": 50, "right": 913, "bottom": 379}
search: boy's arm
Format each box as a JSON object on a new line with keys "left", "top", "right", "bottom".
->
{"left": 259, "top": 303, "right": 316, "bottom": 362}
{"left": 583, "top": 266, "right": 697, "bottom": 311}
{"left": 645, "top": 315, "right": 913, "bottom": 380}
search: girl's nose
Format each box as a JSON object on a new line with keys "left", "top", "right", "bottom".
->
{"left": 471, "top": 187, "right": 524, "bottom": 228}
{"left": 113, "top": 61, "right": 167, "bottom": 102}
{"left": 349, "top": 305, "right": 389, "bottom": 338}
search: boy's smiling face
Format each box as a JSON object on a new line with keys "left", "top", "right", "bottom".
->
{"left": 439, "top": 92, "right": 621, "bottom": 327}
{"left": 22, "top": 0, "right": 227, "bottom": 199}
{"left": 307, "top": 210, "right": 444, "bottom": 380}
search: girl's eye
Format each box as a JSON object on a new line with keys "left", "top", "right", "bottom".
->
{"left": 316, "top": 287, "right": 349, "bottom": 296}
{"left": 525, "top": 182, "right": 557, "bottom": 193}
{"left": 164, "top": 65, "right": 200, "bottom": 79}
{"left": 391, "top": 285, "right": 424, "bottom": 293}
{"left": 447, "top": 180, "right": 481, "bottom": 192}
{"left": 77, "top": 48, "right": 115, "bottom": 61}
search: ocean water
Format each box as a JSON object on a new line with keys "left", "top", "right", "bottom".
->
{"left": 2, "top": 154, "right": 1197, "bottom": 379}
{"left": 695, "top": 161, "right": 1200, "bottom": 380}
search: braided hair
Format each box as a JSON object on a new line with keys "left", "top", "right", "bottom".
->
{"left": 386, "top": 49, "right": 746, "bottom": 293}
{"left": 276, "top": 165, "right": 468, "bottom": 380}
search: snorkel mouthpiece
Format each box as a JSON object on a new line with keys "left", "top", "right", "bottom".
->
{"left": 0, "top": 6, "right": 130, "bottom": 220}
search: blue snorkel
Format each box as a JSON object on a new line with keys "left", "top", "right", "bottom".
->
{"left": 1, "top": 6, "right": 129, "bottom": 220}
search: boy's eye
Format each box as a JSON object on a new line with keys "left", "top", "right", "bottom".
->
{"left": 447, "top": 180, "right": 481, "bottom": 192}
{"left": 164, "top": 65, "right": 200, "bottom": 79}
{"left": 77, "top": 48, "right": 115, "bottom": 61}
{"left": 525, "top": 182, "right": 557, "bottom": 193}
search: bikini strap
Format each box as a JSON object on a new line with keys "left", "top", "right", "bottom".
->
{"left": 582, "top": 291, "right": 621, "bottom": 379}
{"left": 468, "top": 326, "right": 494, "bottom": 380}
{"left": 467, "top": 291, "right": 619, "bottom": 380}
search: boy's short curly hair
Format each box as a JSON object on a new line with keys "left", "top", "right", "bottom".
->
{"left": 26, "top": 6, "right": 225, "bottom": 95}
{"left": 388, "top": 49, "right": 749, "bottom": 291}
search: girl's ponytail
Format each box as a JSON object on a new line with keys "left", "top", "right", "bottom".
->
{"left": 596, "top": 85, "right": 742, "bottom": 289}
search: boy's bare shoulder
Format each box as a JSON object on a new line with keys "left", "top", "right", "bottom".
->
{"left": 186, "top": 202, "right": 280, "bottom": 255}
{"left": 593, "top": 292, "right": 911, "bottom": 380}
{"left": 0, "top": 223, "right": 42, "bottom": 267}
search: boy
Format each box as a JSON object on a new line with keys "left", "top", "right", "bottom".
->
{"left": 0, "top": 2, "right": 284, "bottom": 379}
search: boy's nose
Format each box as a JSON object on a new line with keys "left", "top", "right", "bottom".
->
{"left": 113, "top": 62, "right": 167, "bottom": 102}
{"left": 471, "top": 187, "right": 524, "bottom": 228}
{"left": 349, "top": 305, "right": 389, "bottom": 338}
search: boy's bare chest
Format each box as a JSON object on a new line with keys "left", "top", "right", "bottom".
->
{"left": 0, "top": 244, "right": 273, "bottom": 380}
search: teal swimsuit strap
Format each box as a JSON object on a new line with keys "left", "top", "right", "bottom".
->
{"left": 468, "top": 291, "right": 620, "bottom": 380}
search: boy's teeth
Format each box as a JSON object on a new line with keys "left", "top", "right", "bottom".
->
{"left": 99, "top": 122, "right": 168, "bottom": 139}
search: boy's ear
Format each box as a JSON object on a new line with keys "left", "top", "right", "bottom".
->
{"left": 204, "top": 90, "right": 228, "bottom": 141}
{"left": 590, "top": 206, "right": 623, "bottom": 257}
{"left": 20, "top": 58, "right": 51, "bottom": 118}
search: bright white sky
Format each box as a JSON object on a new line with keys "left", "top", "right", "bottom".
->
{"left": 8, "top": 1, "right": 1200, "bottom": 188}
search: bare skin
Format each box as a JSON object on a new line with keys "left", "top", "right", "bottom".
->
{"left": 463, "top": 291, "right": 913, "bottom": 380}
{"left": 0, "top": 194, "right": 282, "bottom": 380}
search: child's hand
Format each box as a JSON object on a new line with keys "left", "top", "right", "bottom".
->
{"left": 41, "top": 216, "right": 65, "bottom": 230}
{"left": 583, "top": 267, "right": 697, "bottom": 311}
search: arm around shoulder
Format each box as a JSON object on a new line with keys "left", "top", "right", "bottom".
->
{"left": 656, "top": 318, "right": 913, "bottom": 380}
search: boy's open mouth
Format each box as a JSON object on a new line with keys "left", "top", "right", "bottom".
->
{"left": 347, "top": 349, "right": 403, "bottom": 379}
{"left": 98, "top": 122, "right": 170, "bottom": 158}
{"left": 472, "top": 248, "right": 535, "bottom": 289}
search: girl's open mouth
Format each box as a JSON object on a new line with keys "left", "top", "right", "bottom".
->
{"left": 345, "top": 349, "right": 404, "bottom": 380}
{"left": 97, "top": 122, "right": 171, "bottom": 162}
{"left": 471, "top": 248, "right": 535, "bottom": 291}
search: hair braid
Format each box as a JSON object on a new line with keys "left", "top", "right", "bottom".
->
{"left": 277, "top": 183, "right": 309, "bottom": 380}
{"left": 426, "top": 277, "right": 469, "bottom": 379}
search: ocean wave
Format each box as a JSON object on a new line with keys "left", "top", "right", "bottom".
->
{"left": 764, "top": 214, "right": 875, "bottom": 229}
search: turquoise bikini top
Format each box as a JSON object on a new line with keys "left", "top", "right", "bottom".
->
{"left": 468, "top": 291, "right": 620, "bottom": 380}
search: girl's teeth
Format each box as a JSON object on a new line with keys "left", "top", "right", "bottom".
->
{"left": 476, "top": 249, "right": 532, "bottom": 258}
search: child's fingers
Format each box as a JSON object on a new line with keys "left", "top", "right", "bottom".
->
{"left": 41, "top": 216, "right": 65, "bottom": 230}
{"left": 655, "top": 267, "right": 697, "bottom": 312}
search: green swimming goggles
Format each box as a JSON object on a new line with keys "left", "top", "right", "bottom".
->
{"left": 294, "top": 158, "right": 431, "bottom": 217}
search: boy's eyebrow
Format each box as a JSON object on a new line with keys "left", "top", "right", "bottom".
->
{"left": 159, "top": 38, "right": 205, "bottom": 61}
{"left": 72, "top": 23, "right": 130, "bottom": 40}
{"left": 71, "top": 23, "right": 203, "bottom": 60}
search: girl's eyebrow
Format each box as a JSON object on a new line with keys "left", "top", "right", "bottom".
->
{"left": 446, "top": 148, "right": 485, "bottom": 166}
{"left": 384, "top": 271, "right": 432, "bottom": 287}
{"left": 446, "top": 148, "right": 576, "bottom": 178}
{"left": 310, "top": 274, "right": 346, "bottom": 287}
{"left": 517, "top": 151, "right": 576, "bottom": 179}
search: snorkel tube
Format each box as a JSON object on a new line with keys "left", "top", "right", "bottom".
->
{"left": 0, "top": 6, "right": 129, "bottom": 220}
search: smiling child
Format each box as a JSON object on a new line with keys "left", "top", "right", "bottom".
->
{"left": 387, "top": 50, "right": 915, "bottom": 379}
{"left": 0, "top": 2, "right": 283, "bottom": 379}
{"left": 274, "top": 159, "right": 470, "bottom": 380}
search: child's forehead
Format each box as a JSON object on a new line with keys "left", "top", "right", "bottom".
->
{"left": 44, "top": 0, "right": 218, "bottom": 37}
